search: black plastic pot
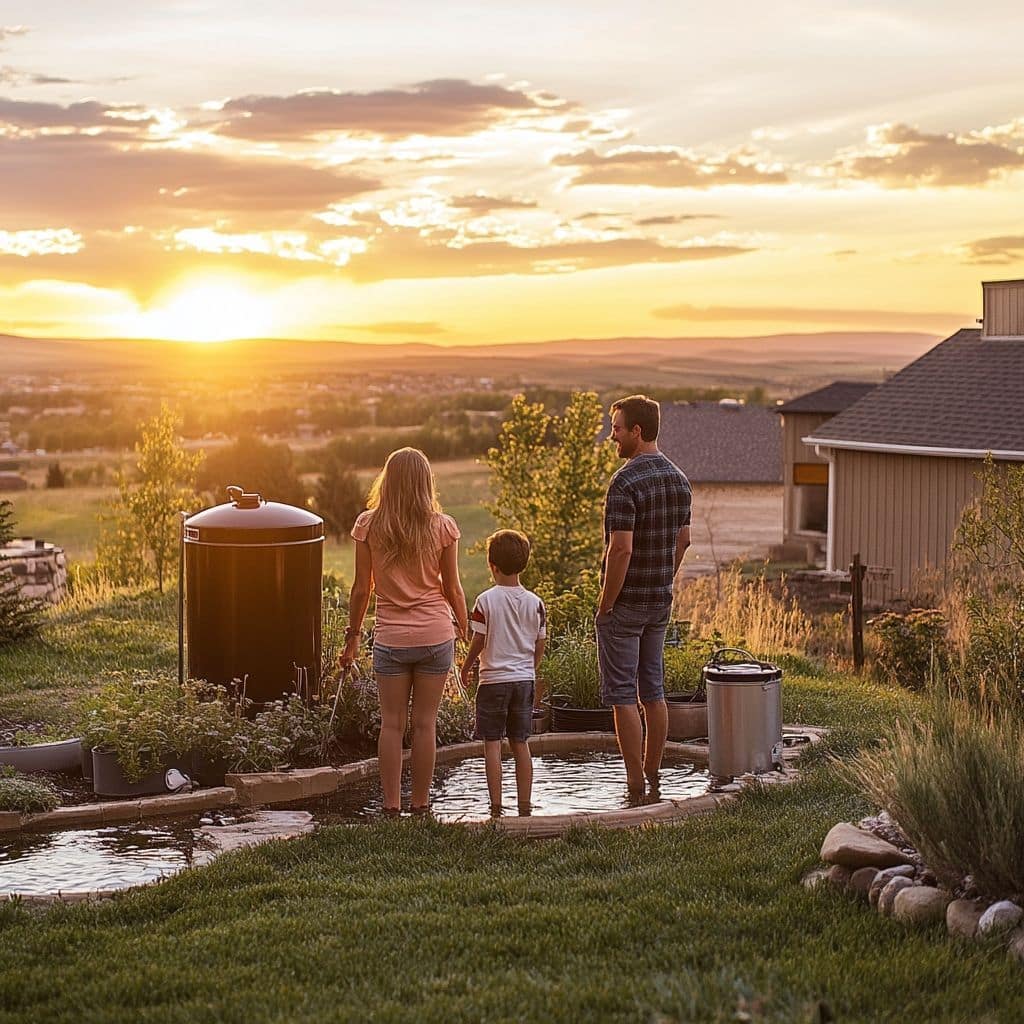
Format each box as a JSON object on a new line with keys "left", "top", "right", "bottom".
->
{"left": 664, "top": 691, "right": 708, "bottom": 741}
{"left": 546, "top": 696, "right": 614, "bottom": 733}
{"left": 92, "top": 748, "right": 193, "bottom": 798}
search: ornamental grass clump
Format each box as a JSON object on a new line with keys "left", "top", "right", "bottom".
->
{"left": 542, "top": 626, "right": 601, "bottom": 709}
{"left": 0, "top": 766, "right": 60, "bottom": 814}
{"left": 844, "top": 692, "right": 1024, "bottom": 901}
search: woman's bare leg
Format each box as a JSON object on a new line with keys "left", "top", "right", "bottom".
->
{"left": 409, "top": 670, "right": 447, "bottom": 808}
{"left": 376, "top": 671, "right": 412, "bottom": 810}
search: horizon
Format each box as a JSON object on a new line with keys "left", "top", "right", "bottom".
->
{"left": 1, "top": 5, "right": 1022, "bottom": 344}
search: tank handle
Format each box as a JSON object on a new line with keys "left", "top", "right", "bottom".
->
{"left": 226, "top": 485, "right": 262, "bottom": 508}
{"left": 708, "top": 646, "right": 760, "bottom": 665}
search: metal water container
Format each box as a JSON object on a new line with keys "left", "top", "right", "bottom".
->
{"left": 705, "top": 648, "right": 783, "bottom": 780}
{"left": 183, "top": 486, "right": 324, "bottom": 705}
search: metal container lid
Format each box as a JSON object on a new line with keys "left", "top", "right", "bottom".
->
{"left": 184, "top": 486, "right": 324, "bottom": 545}
{"left": 703, "top": 647, "right": 782, "bottom": 684}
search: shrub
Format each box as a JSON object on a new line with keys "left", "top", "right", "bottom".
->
{"left": 674, "top": 564, "right": 811, "bottom": 659}
{"left": 845, "top": 693, "right": 1024, "bottom": 900}
{"left": 869, "top": 608, "right": 949, "bottom": 690}
{"left": 0, "top": 767, "right": 60, "bottom": 814}
{"left": 535, "top": 569, "right": 600, "bottom": 637}
{"left": 0, "top": 499, "right": 45, "bottom": 647}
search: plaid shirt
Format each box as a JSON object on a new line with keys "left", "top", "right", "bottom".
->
{"left": 603, "top": 452, "right": 692, "bottom": 609}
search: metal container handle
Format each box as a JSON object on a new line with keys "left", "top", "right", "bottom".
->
{"left": 708, "top": 646, "right": 759, "bottom": 665}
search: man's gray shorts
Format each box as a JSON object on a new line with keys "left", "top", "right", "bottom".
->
{"left": 595, "top": 603, "right": 671, "bottom": 706}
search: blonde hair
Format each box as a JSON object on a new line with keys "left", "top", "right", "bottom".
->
{"left": 365, "top": 448, "right": 443, "bottom": 567}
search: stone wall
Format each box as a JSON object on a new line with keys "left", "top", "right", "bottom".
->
{"left": 0, "top": 539, "right": 68, "bottom": 604}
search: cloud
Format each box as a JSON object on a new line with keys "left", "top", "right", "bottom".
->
{"left": 826, "top": 122, "right": 1024, "bottom": 187}
{"left": 635, "top": 214, "right": 724, "bottom": 226}
{"left": 0, "top": 68, "right": 73, "bottom": 86}
{"left": 652, "top": 303, "right": 968, "bottom": 330}
{"left": 213, "top": 79, "right": 569, "bottom": 140}
{"left": 344, "top": 321, "right": 446, "bottom": 336}
{"left": 0, "top": 134, "right": 379, "bottom": 230}
{"left": 0, "top": 228, "right": 82, "bottom": 257}
{"left": 341, "top": 224, "right": 753, "bottom": 283}
{"left": 0, "top": 26, "right": 29, "bottom": 44}
{"left": 0, "top": 97, "right": 153, "bottom": 130}
{"left": 552, "top": 145, "right": 788, "bottom": 188}
{"left": 448, "top": 193, "right": 537, "bottom": 212}
{"left": 959, "top": 235, "right": 1024, "bottom": 264}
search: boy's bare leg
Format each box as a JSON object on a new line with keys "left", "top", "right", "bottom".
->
{"left": 641, "top": 699, "right": 668, "bottom": 787}
{"left": 612, "top": 704, "right": 645, "bottom": 793}
{"left": 509, "top": 740, "right": 533, "bottom": 810}
{"left": 484, "top": 739, "right": 503, "bottom": 809}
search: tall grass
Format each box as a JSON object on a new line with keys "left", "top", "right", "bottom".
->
{"left": 845, "top": 691, "right": 1024, "bottom": 900}
{"left": 674, "top": 564, "right": 811, "bottom": 659}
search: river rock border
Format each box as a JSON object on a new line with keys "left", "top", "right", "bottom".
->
{"left": 805, "top": 817, "right": 1024, "bottom": 968}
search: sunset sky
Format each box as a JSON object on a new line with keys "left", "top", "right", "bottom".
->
{"left": 1, "top": 2, "right": 1022, "bottom": 344}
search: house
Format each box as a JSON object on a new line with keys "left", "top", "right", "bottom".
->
{"left": 804, "top": 278, "right": 1024, "bottom": 603}
{"left": 0, "top": 472, "right": 29, "bottom": 492}
{"left": 774, "top": 382, "right": 875, "bottom": 559}
{"left": 658, "top": 401, "right": 783, "bottom": 570}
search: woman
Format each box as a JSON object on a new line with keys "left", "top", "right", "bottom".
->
{"left": 340, "top": 447, "right": 468, "bottom": 814}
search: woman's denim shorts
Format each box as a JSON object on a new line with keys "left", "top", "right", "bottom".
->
{"left": 373, "top": 639, "right": 455, "bottom": 677}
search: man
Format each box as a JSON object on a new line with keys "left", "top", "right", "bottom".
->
{"left": 597, "top": 395, "right": 692, "bottom": 795}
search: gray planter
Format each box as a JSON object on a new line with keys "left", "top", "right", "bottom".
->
{"left": 665, "top": 692, "right": 708, "bottom": 741}
{"left": 0, "top": 737, "right": 82, "bottom": 774}
{"left": 92, "top": 748, "right": 192, "bottom": 798}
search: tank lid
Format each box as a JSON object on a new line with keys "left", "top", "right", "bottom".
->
{"left": 184, "top": 486, "right": 323, "bottom": 543}
{"left": 703, "top": 648, "right": 781, "bottom": 683}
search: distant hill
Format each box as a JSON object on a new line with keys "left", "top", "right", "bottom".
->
{"left": 0, "top": 330, "right": 941, "bottom": 394}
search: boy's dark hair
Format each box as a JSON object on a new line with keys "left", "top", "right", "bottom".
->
{"left": 610, "top": 394, "right": 660, "bottom": 441}
{"left": 487, "top": 529, "right": 531, "bottom": 575}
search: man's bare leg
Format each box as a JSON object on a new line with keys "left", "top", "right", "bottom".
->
{"left": 613, "top": 704, "right": 646, "bottom": 793}
{"left": 641, "top": 698, "right": 668, "bottom": 788}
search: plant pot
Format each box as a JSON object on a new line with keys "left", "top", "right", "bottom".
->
{"left": 0, "top": 737, "right": 82, "bottom": 774}
{"left": 92, "top": 748, "right": 193, "bottom": 798}
{"left": 546, "top": 696, "right": 614, "bottom": 733}
{"left": 665, "top": 692, "right": 708, "bottom": 741}
{"left": 530, "top": 707, "right": 550, "bottom": 735}
{"left": 190, "top": 753, "right": 230, "bottom": 787}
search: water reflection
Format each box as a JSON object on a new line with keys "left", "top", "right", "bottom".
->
{"left": 0, "top": 822, "right": 200, "bottom": 896}
{"left": 317, "top": 751, "right": 710, "bottom": 823}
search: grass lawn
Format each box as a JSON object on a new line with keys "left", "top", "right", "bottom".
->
{"left": 2, "top": 593, "right": 1024, "bottom": 1020}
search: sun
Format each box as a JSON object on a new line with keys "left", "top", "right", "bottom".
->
{"left": 133, "top": 277, "right": 278, "bottom": 342}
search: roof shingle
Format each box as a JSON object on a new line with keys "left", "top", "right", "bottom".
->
{"left": 658, "top": 402, "right": 781, "bottom": 483}
{"left": 775, "top": 381, "right": 876, "bottom": 415}
{"left": 807, "top": 329, "right": 1024, "bottom": 453}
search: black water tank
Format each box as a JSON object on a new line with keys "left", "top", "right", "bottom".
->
{"left": 183, "top": 486, "right": 324, "bottom": 704}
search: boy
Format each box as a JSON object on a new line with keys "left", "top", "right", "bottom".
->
{"left": 460, "top": 529, "right": 546, "bottom": 816}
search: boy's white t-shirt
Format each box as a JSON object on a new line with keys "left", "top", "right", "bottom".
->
{"left": 470, "top": 584, "right": 546, "bottom": 685}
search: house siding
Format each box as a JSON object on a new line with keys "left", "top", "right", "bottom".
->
{"left": 781, "top": 411, "right": 828, "bottom": 543}
{"left": 983, "top": 280, "right": 1024, "bottom": 338}
{"left": 831, "top": 450, "right": 985, "bottom": 602}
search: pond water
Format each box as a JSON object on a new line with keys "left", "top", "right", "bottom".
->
{"left": 0, "top": 820, "right": 203, "bottom": 897}
{"left": 310, "top": 750, "right": 710, "bottom": 823}
{"left": 0, "top": 751, "right": 710, "bottom": 897}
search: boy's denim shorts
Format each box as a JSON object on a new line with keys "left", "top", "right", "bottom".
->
{"left": 595, "top": 602, "right": 671, "bottom": 706}
{"left": 373, "top": 640, "right": 454, "bottom": 677}
{"left": 475, "top": 680, "right": 534, "bottom": 742}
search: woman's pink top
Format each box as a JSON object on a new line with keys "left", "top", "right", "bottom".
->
{"left": 351, "top": 510, "right": 461, "bottom": 648}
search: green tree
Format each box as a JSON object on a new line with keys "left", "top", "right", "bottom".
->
{"left": 483, "top": 392, "right": 618, "bottom": 592}
{"left": 97, "top": 406, "right": 203, "bottom": 592}
{"left": 0, "top": 500, "right": 45, "bottom": 646}
{"left": 197, "top": 434, "right": 306, "bottom": 508}
{"left": 45, "top": 461, "right": 66, "bottom": 488}
{"left": 313, "top": 453, "right": 365, "bottom": 540}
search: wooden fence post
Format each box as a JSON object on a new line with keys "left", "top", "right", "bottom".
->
{"left": 850, "top": 552, "right": 866, "bottom": 672}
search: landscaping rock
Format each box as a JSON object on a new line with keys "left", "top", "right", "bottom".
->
{"left": 1008, "top": 928, "right": 1024, "bottom": 965}
{"left": 869, "top": 865, "right": 916, "bottom": 907}
{"left": 849, "top": 867, "right": 878, "bottom": 899}
{"left": 828, "top": 865, "right": 852, "bottom": 891}
{"left": 878, "top": 876, "right": 914, "bottom": 916}
{"left": 802, "top": 867, "right": 830, "bottom": 891}
{"left": 193, "top": 810, "right": 315, "bottom": 864}
{"left": 820, "top": 822, "right": 912, "bottom": 870}
{"left": 978, "top": 901, "right": 1024, "bottom": 938}
{"left": 893, "top": 886, "right": 950, "bottom": 926}
{"left": 947, "top": 899, "right": 986, "bottom": 940}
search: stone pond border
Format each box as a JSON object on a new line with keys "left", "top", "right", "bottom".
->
{"left": 2, "top": 726, "right": 825, "bottom": 903}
